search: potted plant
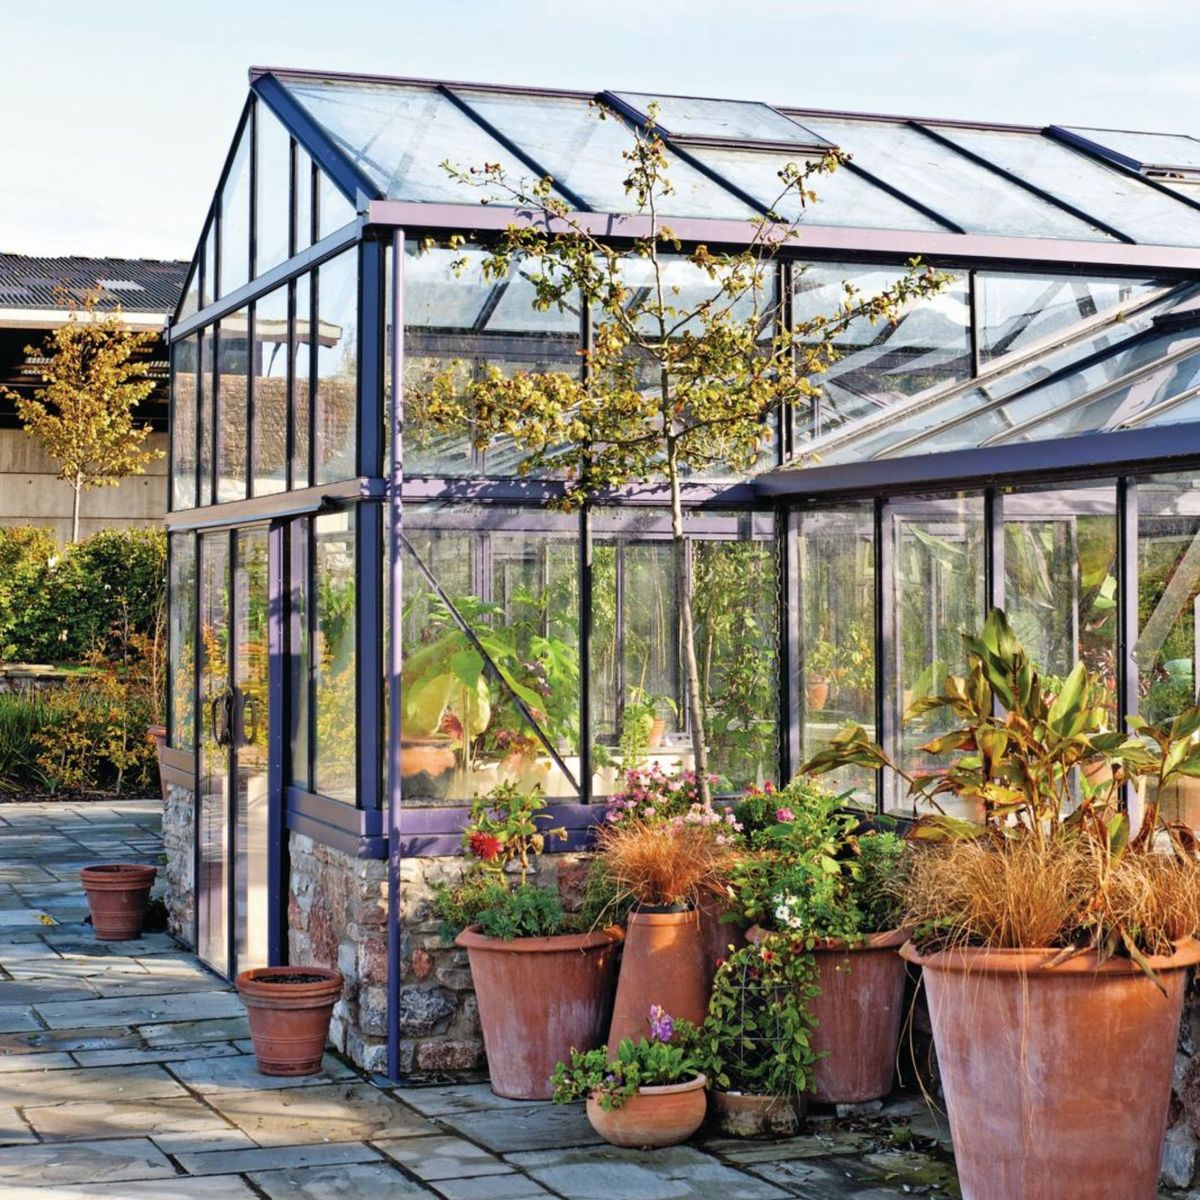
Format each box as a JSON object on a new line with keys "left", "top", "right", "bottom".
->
{"left": 807, "top": 608, "right": 1200, "bottom": 1200}
{"left": 552, "top": 1005, "right": 707, "bottom": 1148}
{"left": 728, "top": 777, "right": 910, "bottom": 1105}
{"left": 80, "top": 863, "right": 157, "bottom": 941}
{"left": 805, "top": 637, "right": 838, "bottom": 710}
{"left": 693, "top": 936, "right": 819, "bottom": 1138}
{"left": 235, "top": 966, "right": 344, "bottom": 1076}
{"left": 437, "top": 782, "right": 623, "bottom": 1100}
{"left": 595, "top": 782, "right": 740, "bottom": 1049}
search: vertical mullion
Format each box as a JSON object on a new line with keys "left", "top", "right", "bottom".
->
{"left": 968, "top": 269, "right": 981, "bottom": 377}
{"left": 782, "top": 507, "right": 801, "bottom": 782}
{"left": 267, "top": 521, "right": 287, "bottom": 966}
{"left": 579, "top": 505, "right": 592, "bottom": 804}
{"left": 358, "top": 239, "right": 384, "bottom": 479}
{"left": 308, "top": 271, "right": 318, "bottom": 489}
{"left": 1117, "top": 476, "right": 1139, "bottom": 732}
{"left": 285, "top": 279, "right": 296, "bottom": 492}
{"left": 226, "top": 529, "right": 238, "bottom": 979}
{"left": 246, "top": 304, "right": 256, "bottom": 500}
{"left": 874, "top": 497, "right": 892, "bottom": 815}
{"left": 307, "top": 518, "right": 318, "bottom": 792}
{"left": 985, "top": 488, "right": 1005, "bottom": 613}
{"left": 191, "top": 530, "right": 203, "bottom": 954}
{"left": 357, "top": 501, "right": 383, "bottom": 811}
{"left": 195, "top": 331, "right": 204, "bottom": 507}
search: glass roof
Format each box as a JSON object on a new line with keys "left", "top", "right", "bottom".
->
{"left": 1059, "top": 126, "right": 1200, "bottom": 171}
{"left": 611, "top": 92, "right": 826, "bottom": 145}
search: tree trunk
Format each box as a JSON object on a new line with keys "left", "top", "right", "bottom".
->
{"left": 667, "top": 449, "right": 711, "bottom": 805}
{"left": 70, "top": 475, "right": 82, "bottom": 543}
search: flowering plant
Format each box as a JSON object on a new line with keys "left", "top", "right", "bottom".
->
{"left": 551, "top": 1006, "right": 701, "bottom": 1110}
{"left": 605, "top": 765, "right": 742, "bottom": 845}
{"left": 462, "top": 781, "right": 567, "bottom": 885}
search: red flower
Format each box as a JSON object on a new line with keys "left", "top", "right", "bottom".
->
{"left": 468, "top": 832, "right": 503, "bottom": 862}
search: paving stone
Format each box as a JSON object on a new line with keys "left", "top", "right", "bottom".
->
{"left": 73, "top": 1041, "right": 246, "bottom": 1067}
{"left": 150, "top": 1126, "right": 259, "bottom": 1155}
{"left": 0, "top": 1178, "right": 259, "bottom": 1199}
{"left": 0, "top": 909, "right": 55, "bottom": 928}
{"left": 509, "top": 1145, "right": 791, "bottom": 1199}
{"left": 0, "top": 1061, "right": 188, "bottom": 1106}
{"left": 377, "top": 1133, "right": 515, "bottom": 1181}
{"left": 429, "top": 1175, "right": 554, "bottom": 1199}
{"left": 0, "top": 1026, "right": 139, "bottom": 1056}
{"left": 737, "top": 1157, "right": 870, "bottom": 1198}
{"left": 250, "top": 1161, "right": 436, "bottom": 1199}
{"left": 0, "top": 1137, "right": 176, "bottom": 1185}
{"left": 86, "top": 972, "right": 230, "bottom": 999}
{"left": 0, "top": 1108, "right": 34, "bottom": 1147}
{"left": 138, "top": 1014, "right": 251, "bottom": 1045}
{"left": 438, "top": 1101, "right": 603, "bottom": 1154}
{"left": 176, "top": 1140, "right": 383, "bottom": 1176}
{"left": 168, "top": 1050, "right": 355, "bottom": 1093}
{"left": 209, "top": 1082, "right": 436, "bottom": 1146}
{"left": 23, "top": 1093, "right": 227, "bottom": 1141}
{"left": 393, "top": 1081, "right": 530, "bottom": 1117}
{"left": 35, "top": 988, "right": 245, "bottom": 1028}
{"left": 0, "top": 1004, "right": 43, "bottom": 1034}
{"left": 0, "top": 1053, "right": 77, "bottom": 1075}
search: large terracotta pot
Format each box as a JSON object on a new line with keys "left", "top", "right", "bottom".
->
{"left": 709, "top": 1090, "right": 799, "bottom": 1138}
{"left": 400, "top": 736, "right": 456, "bottom": 801}
{"left": 456, "top": 924, "right": 624, "bottom": 1100}
{"left": 80, "top": 864, "right": 157, "bottom": 941}
{"left": 904, "top": 938, "right": 1200, "bottom": 1200}
{"left": 748, "top": 925, "right": 907, "bottom": 1103}
{"left": 698, "top": 892, "right": 747, "bottom": 993}
{"left": 236, "top": 966, "right": 344, "bottom": 1076}
{"left": 146, "top": 724, "right": 169, "bottom": 803}
{"left": 608, "top": 906, "right": 708, "bottom": 1052}
{"left": 587, "top": 1074, "right": 707, "bottom": 1148}
{"left": 805, "top": 678, "right": 830, "bottom": 710}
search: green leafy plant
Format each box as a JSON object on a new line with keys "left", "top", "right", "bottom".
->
{"left": 433, "top": 875, "right": 566, "bottom": 941}
{"left": 0, "top": 692, "right": 59, "bottom": 790}
{"left": 460, "top": 781, "right": 567, "bottom": 884}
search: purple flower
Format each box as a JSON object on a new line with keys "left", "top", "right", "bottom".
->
{"left": 648, "top": 1004, "right": 674, "bottom": 1043}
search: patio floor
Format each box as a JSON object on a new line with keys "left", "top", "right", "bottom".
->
{"left": 0, "top": 799, "right": 970, "bottom": 1199}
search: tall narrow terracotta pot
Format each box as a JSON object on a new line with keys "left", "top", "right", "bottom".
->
{"left": 80, "top": 864, "right": 157, "bottom": 941}
{"left": 608, "top": 906, "right": 708, "bottom": 1052}
{"left": 236, "top": 966, "right": 344, "bottom": 1076}
{"left": 904, "top": 939, "right": 1200, "bottom": 1200}
{"left": 698, "top": 892, "right": 747, "bottom": 993}
{"left": 748, "top": 925, "right": 907, "bottom": 1103}
{"left": 457, "top": 925, "right": 623, "bottom": 1099}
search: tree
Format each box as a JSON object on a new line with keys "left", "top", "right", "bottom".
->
{"left": 3, "top": 296, "right": 162, "bottom": 542}
{"left": 420, "top": 108, "right": 951, "bottom": 803}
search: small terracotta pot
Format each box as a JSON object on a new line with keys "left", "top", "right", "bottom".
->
{"left": 608, "top": 906, "right": 708, "bottom": 1052}
{"left": 710, "top": 1090, "right": 800, "bottom": 1138}
{"left": 235, "top": 966, "right": 344, "bottom": 1076}
{"left": 399, "top": 736, "right": 456, "bottom": 801}
{"left": 456, "top": 924, "right": 624, "bottom": 1100}
{"left": 80, "top": 864, "right": 157, "bottom": 941}
{"left": 587, "top": 1074, "right": 707, "bottom": 1148}
{"left": 805, "top": 678, "right": 830, "bottom": 710}
{"left": 647, "top": 717, "right": 667, "bottom": 749}
{"left": 146, "top": 724, "right": 169, "bottom": 803}
{"left": 748, "top": 925, "right": 907, "bottom": 1103}
{"left": 906, "top": 938, "right": 1200, "bottom": 1200}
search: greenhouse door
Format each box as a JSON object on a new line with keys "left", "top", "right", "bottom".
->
{"left": 197, "top": 525, "right": 271, "bottom": 978}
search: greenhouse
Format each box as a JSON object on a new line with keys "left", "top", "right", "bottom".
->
{"left": 162, "top": 67, "right": 1200, "bottom": 1078}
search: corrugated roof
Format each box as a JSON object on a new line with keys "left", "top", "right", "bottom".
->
{"left": 0, "top": 255, "right": 188, "bottom": 312}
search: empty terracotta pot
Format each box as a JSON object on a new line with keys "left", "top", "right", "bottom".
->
{"left": 587, "top": 1074, "right": 707, "bottom": 1147}
{"left": 608, "top": 906, "right": 708, "bottom": 1052}
{"left": 456, "top": 924, "right": 624, "bottom": 1099}
{"left": 748, "top": 925, "right": 908, "bottom": 1104}
{"left": 710, "top": 1090, "right": 800, "bottom": 1138}
{"left": 80, "top": 864, "right": 157, "bottom": 941}
{"left": 905, "top": 938, "right": 1200, "bottom": 1200}
{"left": 236, "top": 966, "right": 344, "bottom": 1076}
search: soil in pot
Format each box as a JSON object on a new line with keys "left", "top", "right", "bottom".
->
{"left": 456, "top": 924, "right": 623, "bottom": 1100}
{"left": 587, "top": 1074, "right": 707, "bottom": 1148}
{"left": 608, "top": 906, "right": 708, "bottom": 1052}
{"left": 235, "top": 965, "right": 344, "bottom": 1076}
{"left": 79, "top": 864, "right": 157, "bottom": 941}
{"left": 748, "top": 925, "right": 907, "bottom": 1104}
{"left": 710, "top": 1090, "right": 800, "bottom": 1138}
{"left": 906, "top": 939, "right": 1200, "bottom": 1200}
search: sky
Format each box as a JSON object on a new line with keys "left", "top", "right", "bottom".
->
{"left": 3, "top": 0, "right": 1198, "bottom": 264}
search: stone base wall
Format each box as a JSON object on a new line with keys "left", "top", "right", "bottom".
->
{"left": 161, "top": 783, "right": 194, "bottom": 947}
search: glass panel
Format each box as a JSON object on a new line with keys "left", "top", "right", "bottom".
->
{"left": 197, "top": 531, "right": 230, "bottom": 974}
{"left": 168, "top": 534, "right": 196, "bottom": 751}
{"left": 293, "top": 275, "right": 312, "bottom": 487}
{"left": 219, "top": 121, "right": 251, "bottom": 296}
{"left": 295, "top": 148, "right": 314, "bottom": 254}
{"left": 794, "top": 262, "right": 971, "bottom": 436}
{"left": 1004, "top": 484, "right": 1118, "bottom": 730}
{"left": 613, "top": 92, "right": 825, "bottom": 144}
{"left": 252, "top": 286, "right": 288, "bottom": 496}
{"left": 289, "top": 520, "right": 310, "bottom": 788}
{"left": 318, "top": 170, "right": 355, "bottom": 240}
{"left": 234, "top": 528, "right": 269, "bottom": 972}
{"left": 255, "top": 102, "right": 291, "bottom": 276}
{"left": 171, "top": 335, "right": 198, "bottom": 511}
{"left": 977, "top": 273, "right": 1166, "bottom": 365}
{"left": 1062, "top": 127, "right": 1200, "bottom": 171}
{"left": 202, "top": 229, "right": 215, "bottom": 311}
{"left": 198, "top": 331, "right": 214, "bottom": 506}
{"left": 886, "top": 494, "right": 986, "bottom": 816}
{"left": 1138, "top": 473, "right": 1200, "bottom": 828}
{"left": 454, "top": 89, "right": 757, "bottom": 218}
{"left": 931, "top": 125, "right": 1200, "bottom": 247}
{"left": 401, "top": 504, "right": 581, "bottom": 805}
{"left": 314, "top": 510, "right": 356, "bottom": 801}
{"left": 215, "top": 309, "right": 249, "bottom": 502}
{"left": 315, "top": 250, "right": 358, "bottom": 484}
{"left": 797, "top": 506, "right": 876, "bottom": 806}
{"left": 686, "top": 143, "right": 942, "bottom": 230}
{"left": 179, "top": 258, "right": 200, "bottom": 321}
{"left": 798, "top": 117, "right": 1111, "bottom": 241}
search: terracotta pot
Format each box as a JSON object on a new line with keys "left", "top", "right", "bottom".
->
{"left": 400, "top": 736, "right": 456, "bottom": 801}
{"left": 146, "top": 724, "right": 169, "bottom": 803}
{"left": 697, "top": 892, "right": 747, "bottom": 993}
{"left": 235, "top": 966, "right": 344, "bottom": 1076}
{"left": 587, "top": 1074, "right": 707, "bottom": 1148}
{"left": 647, "top": 717, "right": 667, "bottom": 749}
{"left": 805, "top": 677, "right": 830, "bottom": 710}
{"left": 80, "top": 864, "right": 157, "bottom": 941}
{"left": 905, "top": 938, "right": 1200, "bottom": 1200}
{"left": 456, "top": 924, "right": 624, "bottom": 1100}
{"left": 608, "top": 906, "right": 708, "bottom": 1052}
{"left": 748, "top": 925, "right": 907, "bottom": 1103}
{"left": 710, "top": 1090, "right": 800, "bottom": 1138}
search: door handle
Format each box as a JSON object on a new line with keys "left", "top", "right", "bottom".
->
{"left": 210, "top": 689, "right": 234, "bottom": 747}
{"left": 239, "top": 692, "right": 260, "bottom": 747}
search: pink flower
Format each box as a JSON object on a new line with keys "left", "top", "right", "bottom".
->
{"left": 775, "top": 807, "right": 795, "bottom": 823}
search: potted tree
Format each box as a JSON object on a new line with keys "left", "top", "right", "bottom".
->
{"left": 728, "top": 777, "right": 911, "bottom": 1104}
{"left": 437, "top": 782, "right": 623, "bottom": 1100}
{"left": 693, "top": 936, "right": 819, "bottom": 1138}
{"left": 552, "top": 1005, "right": 707, "bottom": 1148}
{"left": 807, "top": 609, "right": 1200, "bottom": 1200}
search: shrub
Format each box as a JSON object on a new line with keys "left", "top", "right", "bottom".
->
{"left": 0, "top": 692, "right": 59, "bottom": 790}
{"left": 432, "top": 874, "right": 568, "bottom": 941}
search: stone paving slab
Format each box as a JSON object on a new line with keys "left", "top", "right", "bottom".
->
{"left": 377, "top": 1132, "right": 517, "bottom": 1181}
{"left": 0, "top": 1062, "right": 189, "bottom": 1106}
{"left": 431, "top": 1175, "right": 554, "bottom": 1200}
{"left": 0, "top": 1027, "right": 141, "bottom": 1056}
{"left": 34, "top": 988, "right": 245, "bottom": 1028}
{"left": 0, "top": 1004, "right": 45, "bottom": 1033}
{"left": 250, "top": 1161, "right": 437, "bottom": 1199}
{"left": 23, "top": 1093, "right": 229, "bottom": 1141}
{"left": 167, "top": 1050, "right": 356, "bottom": 1094}
{"left": 0, "top": 1178, "right": 260, "bottom": 1199}
{"left": 0, "top": 1137, "right": 177, "bottom": 1186}
{"left": 175, "top": 1140, "right": 384, "bottom": 1177}
{"left": 437, "top": 1101, "right": 605, "bottom": 1154}
{"left": 138, "top": 1014, "right": 251, "bottom": 1045}
{"left": 71, "top": 1041, "right": 245, "bottom": 1068}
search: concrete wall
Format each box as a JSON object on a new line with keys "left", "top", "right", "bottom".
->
{"left": 0, "top": 427, "right": 167, "bottom": 542}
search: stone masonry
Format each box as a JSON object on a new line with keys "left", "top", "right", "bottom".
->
{"left": 160, "top": 782, "right": 194, "bottom": 947}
